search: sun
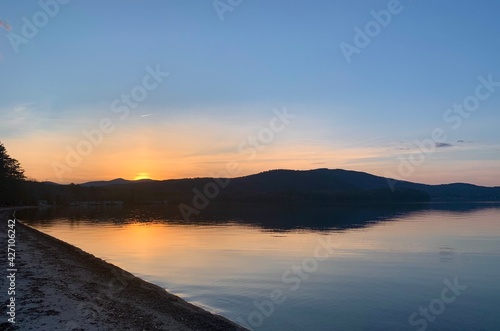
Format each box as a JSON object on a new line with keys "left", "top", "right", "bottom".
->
{"left": 134, "top": 172, "right": 151, "bottom": 180}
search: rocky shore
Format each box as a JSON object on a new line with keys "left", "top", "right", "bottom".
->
{"left": 0, "top": 208, "right": 246, "bottom": 331}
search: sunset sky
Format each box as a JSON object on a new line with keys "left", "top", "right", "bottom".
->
{"left": 1, "top": 0, "right": 499, "bottom": 185}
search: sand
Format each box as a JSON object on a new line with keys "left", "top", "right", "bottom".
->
{"left": 0, "top": 208, "right": 247, "bottom": 331}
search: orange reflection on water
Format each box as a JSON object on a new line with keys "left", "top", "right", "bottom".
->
{"left": 31, "top": 207, "right": 500, "bottom": 286}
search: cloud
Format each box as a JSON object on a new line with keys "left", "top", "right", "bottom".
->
{"left": 0, "top": 20, "right": 12, "bottom": 31}
{"left": 1, "top": 105, "right": 29, "bottom": 126}
{"left": 0, "top": 103, "right": 68, "bottom": 139}
{"left": 436, "top": 142, "right": 453, "bottom": 148}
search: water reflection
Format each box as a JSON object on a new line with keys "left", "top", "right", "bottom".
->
{"left": 19, "top": 201, "right": 500, "bottom": 231}
{"left": 18, "top": 203, "right": 500, "bottom": 331}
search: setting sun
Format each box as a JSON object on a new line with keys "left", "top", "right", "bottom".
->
{"left": 134, "top": 173, "right": 151, "bottom": 180}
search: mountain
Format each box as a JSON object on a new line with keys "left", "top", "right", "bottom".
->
{"left": 27, "top": 169, "right": 500, "bottom": 206}
{"left": 81, "top": 178, "right": 155, "bottom": 187}
{"left": 225, "top": 169, "right": 500, "bottom": 202}
{"left": 41, "top": 181, "right": 61, "bottom": 186}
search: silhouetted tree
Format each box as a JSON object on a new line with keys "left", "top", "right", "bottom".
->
{"left": 0, "top": 142, "right": 26, "bottom": 205}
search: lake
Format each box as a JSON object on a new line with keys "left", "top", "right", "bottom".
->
{"left": 19, "top": 203, "right": 500, "bottom": 331}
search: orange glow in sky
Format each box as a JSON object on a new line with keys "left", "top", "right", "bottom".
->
{"left": 2, "top": 111, "right": 500, "bottom": 186}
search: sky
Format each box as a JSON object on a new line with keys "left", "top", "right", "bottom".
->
{"left": 1, "top": 0, "right": 499, "bottom": 186}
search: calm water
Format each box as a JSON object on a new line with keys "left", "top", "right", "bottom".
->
{"left": 20, "top": 203, "right": 500, "bottom": 331}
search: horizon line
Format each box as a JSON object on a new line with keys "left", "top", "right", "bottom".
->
{"left": 36, "top": 168, "right": 500, "bottom": 188}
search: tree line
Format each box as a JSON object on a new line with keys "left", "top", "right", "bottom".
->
{"left": 0, "top": 142, "right": 27, "bottom": 206}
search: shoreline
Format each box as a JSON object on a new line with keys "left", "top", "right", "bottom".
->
{"left": 0, "top": 208, "right": 247, "bottom": 331}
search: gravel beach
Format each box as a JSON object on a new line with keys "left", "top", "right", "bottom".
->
{"left": 0, "top": 208, "right": 247, "bottom": 331}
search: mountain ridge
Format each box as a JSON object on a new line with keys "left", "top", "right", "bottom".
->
{"left": 79, "top": 168, "right": 498, "bottom": 190}
{"left": 65, "top": 168, "right": 500, "bottom": 203}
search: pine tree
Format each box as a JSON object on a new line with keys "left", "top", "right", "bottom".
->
{"left": 0, "top": 142, "right": 26, "bottom": 205}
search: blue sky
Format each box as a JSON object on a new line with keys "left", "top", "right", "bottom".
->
{"left": 1, "top": 0, "right": 499, "bottom": 185}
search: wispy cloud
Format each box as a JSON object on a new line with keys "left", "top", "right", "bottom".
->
{"left": 0, "top": 103, "right": 64, "bottom": 139}
{"left": 456, "top": 140, "right": 477, "bottom": 144}
{"left": 0, "top": 20, "right": 12, "bottom": 31}
{"left": 1, "top": 104, "right": 30, "bottom": 126}
{"left": 436, "top": 142, "right": 453, "bottom": 148}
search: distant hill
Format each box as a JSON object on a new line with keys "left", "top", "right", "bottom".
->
{"left": 224, "top": 169, "right": 500, "bottom": 202}
{"left": 81, "top": 178, "right": 155, "bottom": 187}
{"left": 70, "top": 168, "right": 500, "bottom": 203}
{"left": 24, "top": 169, "right": 500, "bottom": 206}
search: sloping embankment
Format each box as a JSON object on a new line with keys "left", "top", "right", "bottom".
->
{"left": 0, "top": 208, "right": 246, "bottom": 331}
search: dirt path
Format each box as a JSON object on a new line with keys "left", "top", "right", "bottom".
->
{"left": 0, "top": 208, "right": 246, "bottom": 331}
